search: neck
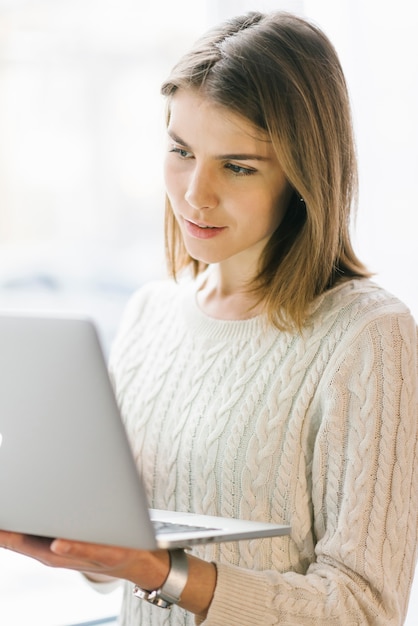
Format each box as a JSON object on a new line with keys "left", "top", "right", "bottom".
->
{"left": 196, "top": 265, "right": 262, "bottom": 321}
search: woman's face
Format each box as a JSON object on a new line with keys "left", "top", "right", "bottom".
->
{"left": 164, "top": 89, "right": 292, "bottom": 270}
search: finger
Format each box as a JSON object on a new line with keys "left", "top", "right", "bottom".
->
{"left": 0, "top": 531, "right": 51, "bottom": 554}
{"left": 50, "top": 538, "right": 130, "bottom": 568}
{"left": 0, "top": 532, "right": 97, "bottom": 572}
{"left": 0, "top": 529, "right": 22, "bottom": 547}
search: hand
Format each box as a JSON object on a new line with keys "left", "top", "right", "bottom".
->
{"left": 0, "top": 530, "right": 217, "bottom": 618}
{"left": 0, "top": 530, "right": 170, "bottom": 590}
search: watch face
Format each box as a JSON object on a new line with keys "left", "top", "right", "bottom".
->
{"left": 132, "top": 586, "right": 173, "bottom": 609}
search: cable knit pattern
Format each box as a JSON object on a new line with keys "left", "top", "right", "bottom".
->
{"left": 108, "top": 277, "right": 418, "bottom": 626}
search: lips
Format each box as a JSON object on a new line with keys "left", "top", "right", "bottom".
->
{"left": 188, "top": 218, "right": 219, "bottom": 228}
{"left": 183, "top": 218, "right": 226, "bottom": 239}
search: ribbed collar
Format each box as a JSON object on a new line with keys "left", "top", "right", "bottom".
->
{"left": 179, "top": 278, "right": 279, "bottom": 342}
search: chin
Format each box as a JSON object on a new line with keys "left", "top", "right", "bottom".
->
{"left": 184, "top": 245, "right": 226, "bottom": 266}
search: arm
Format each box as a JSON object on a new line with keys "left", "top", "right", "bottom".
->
{"left": 0, "top": 534, "right": 216, "bottom": 620}
{"left": 201, "top": 310, "right": 418, "bottom": 624}
{"left": 81, "top": 550, "right": 218, "bottom": 617}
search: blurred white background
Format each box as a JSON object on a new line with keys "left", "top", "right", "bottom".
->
{"left": 0, "top": 0, "right": 417, "bottom": 624}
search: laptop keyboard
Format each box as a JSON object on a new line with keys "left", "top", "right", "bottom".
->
{"left": 152, "top": 520, "right": 219, "bottom": 534}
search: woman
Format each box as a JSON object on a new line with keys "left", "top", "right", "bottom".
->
{"left": 1, "top": 11, "right": 417, "bottom": 626}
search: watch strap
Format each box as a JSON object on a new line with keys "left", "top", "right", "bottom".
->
{"left": 133, "top": 549, "right": 189, "bottom": 609}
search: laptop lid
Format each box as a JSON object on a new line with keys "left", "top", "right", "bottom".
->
{"left": 0, "top": 313, "right": 290, "bottom": 550}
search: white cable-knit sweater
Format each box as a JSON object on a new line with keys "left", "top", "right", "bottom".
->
{"left": 108, "top": 277, "right": 418, "bottom": 625}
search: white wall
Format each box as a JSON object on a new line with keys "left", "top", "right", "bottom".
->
{"left": 304, "top": 0, "right": 418, "bottom": 320}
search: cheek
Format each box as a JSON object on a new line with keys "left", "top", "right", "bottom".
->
{"left": 249, "top": 197, "right": 287, "bottom": 240}
{"left": 269, "top": 183, "right": 292, "bottom": 230}
{"left": 164, "top": 168, "right": 185, "bottom": 225}
{"left": 163, "top": 160, "right": 186, "bottom": 207}
{"left": 163, "top": 158, "right": 174, "bottom": 193}
{"left": 271, "top": 202, "right": 287, "bottom": 231}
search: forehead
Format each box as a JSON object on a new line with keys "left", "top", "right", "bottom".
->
{"left": 167, "top": 89, "right": 271, "bottom": 152}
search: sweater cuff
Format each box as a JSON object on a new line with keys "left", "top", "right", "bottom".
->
{"left": 82, "top": 573, "right": 121, "bottom": 595}
{"left": 203, "top": 563, "right": 274, "bottom": 626}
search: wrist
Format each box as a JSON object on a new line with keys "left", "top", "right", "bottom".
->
{"left": 181, "top": 554, "right": 217, "bottom": 619}
{"left": 133, "top": 549, "right": 189, "bottom": 609}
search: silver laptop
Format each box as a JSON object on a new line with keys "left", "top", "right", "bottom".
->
{"left": 0, "top": 312, "right": 290, "bottom": 550}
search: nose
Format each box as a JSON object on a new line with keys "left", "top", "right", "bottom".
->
{"left": 184, "top": 164, "right": 218, "bottom": 210}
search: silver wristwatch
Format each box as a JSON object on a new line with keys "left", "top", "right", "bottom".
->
{"left": 133, "top": 549, "right": 189, "bottom": 609}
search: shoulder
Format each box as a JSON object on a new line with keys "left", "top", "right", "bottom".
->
{"left": 310, "top": 280, "right": 417, "bottom": 409}
{"left": 309, "top": 279, "right": 417, "bottom": 378}
{"left": 115, "top": 278, "right": 188, "bottom": 336}
{"left": 312, "top": 278, "right": 416, "bottom": 332}
{"left": 303, "top": 279, "right": 417, "bottom": 368}
{"left": 125, "top": 278, "right": 180, "bottom": 311}
{"left": 108, "top": 278, "right": 190, "bottom": 375}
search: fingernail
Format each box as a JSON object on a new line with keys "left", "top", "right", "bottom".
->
{"left": 51, "top": 539, "right": 71, "bottom": 554}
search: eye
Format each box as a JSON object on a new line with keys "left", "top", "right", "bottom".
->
{"left": 225, "top": 163, "right": 256, "bottom": 176}
{"left": 169, "top": 146, "right": 193, "bottom": 159}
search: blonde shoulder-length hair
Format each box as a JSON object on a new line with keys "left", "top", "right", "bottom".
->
{"left": 161, "top": 11, "right": 370, "bottom": 330}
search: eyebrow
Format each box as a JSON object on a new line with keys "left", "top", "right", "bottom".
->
{"left": 167, "top": 129, "right": 271, "bottom": 162}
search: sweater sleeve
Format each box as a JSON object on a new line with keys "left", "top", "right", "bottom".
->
{"left": 203, "top": 309, "right": 418, "bottom": 625}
